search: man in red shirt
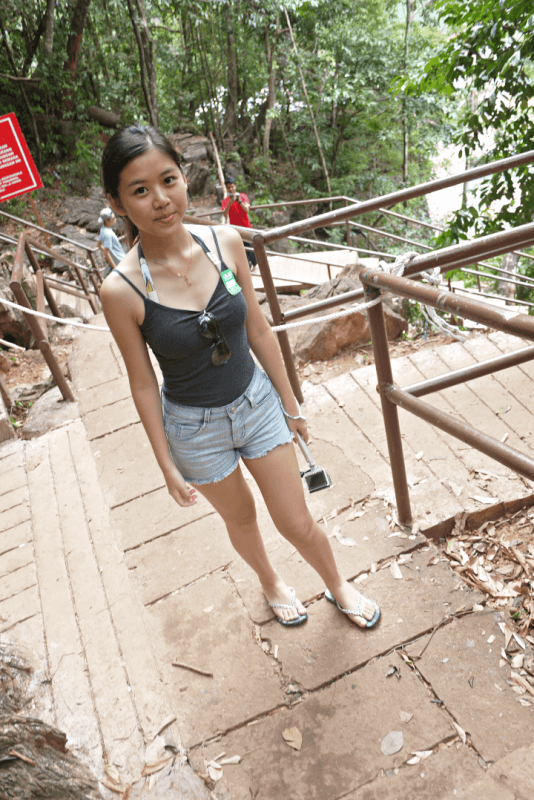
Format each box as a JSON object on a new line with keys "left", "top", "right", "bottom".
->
{"left": 221, "top": 176, "right": 257, "bottom": 269}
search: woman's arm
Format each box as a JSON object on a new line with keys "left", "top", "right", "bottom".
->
{"left": 211, "top": 226, "right": 308, "bottom": 441}
{"left": 100, "top": 278, "right": 196, "bottom": 506}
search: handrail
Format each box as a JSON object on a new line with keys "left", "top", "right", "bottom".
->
{"left": 261, "top": 150, "right": 534, "bottom": 243}
{"left": 8, "top": 233, "right": 75, "bottom": 402}
{"left": 0, "top": 208, "right": 99, "bottom": 253}
{"left": 357, "top": 266, "right": 534, "bottom": 524}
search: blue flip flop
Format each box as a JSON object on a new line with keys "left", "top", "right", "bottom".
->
{"left": 268, "top": 587, "right": 308, "bottom": 627}
{"left": 325, "top": 588, "right": 380, "bottom": 628}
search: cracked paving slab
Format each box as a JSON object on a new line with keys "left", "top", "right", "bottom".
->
{"left": 145, "top": 571, "right": 286, "bottom": 747}
{"left": 410, "top": 609, "right": 534, "bottom": 763}
{"left": 267, "top": 547, "right": 482, "bottom": 689}
{"left": 192, "top": 657, "right": 457, "bottom": 800}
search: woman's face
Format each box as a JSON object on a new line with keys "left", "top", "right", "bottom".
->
{"left": 109, "top": 148, "right": 187, "bottom": 237}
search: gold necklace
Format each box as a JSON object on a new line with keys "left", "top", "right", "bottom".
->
{"left": 173, "top": 231, "right": 193, "bottom": 287}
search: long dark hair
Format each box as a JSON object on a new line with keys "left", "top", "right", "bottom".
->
{"left": 101, "top": 124, "right": 183, "bottom": 246}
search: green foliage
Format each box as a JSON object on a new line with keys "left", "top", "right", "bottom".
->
{"left": 408, "top": 0, "right": 534, "bottom": 240}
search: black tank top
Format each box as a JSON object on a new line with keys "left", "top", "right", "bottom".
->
{"left": 115, "top": 228, "right": 255, "bottom": 407}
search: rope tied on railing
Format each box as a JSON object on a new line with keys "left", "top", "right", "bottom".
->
{"left": 377, "top": 252, "right": 467, "bottom": 343}
{"left": 0, "top": 250, "right": 467, "bottom": 340}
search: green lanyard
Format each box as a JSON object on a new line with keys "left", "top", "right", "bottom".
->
{"left": 221, "top": 268, "right": 242, "bottom": 296}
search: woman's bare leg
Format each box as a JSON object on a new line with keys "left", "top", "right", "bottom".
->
{"left": 192, "top": 465, "right": 306, "bottom": 623}
{"left": 243, "top": 443, "right": 378, "bottom": 627}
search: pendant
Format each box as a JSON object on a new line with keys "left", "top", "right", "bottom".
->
{"left": 176, "top": 273, "right": 191, "bottom": 288}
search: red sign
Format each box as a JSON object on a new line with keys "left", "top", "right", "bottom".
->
{"left": 0, "top": 113, "right": 43, "bottom": 202}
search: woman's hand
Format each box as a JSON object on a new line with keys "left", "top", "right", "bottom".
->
{"left": 164, "top": 464, "right": 197, "bottom": 506}
{"left": 286, "top": 416, "right": 309, "bottom": 444}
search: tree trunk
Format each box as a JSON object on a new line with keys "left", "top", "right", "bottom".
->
{"left": 65, "top": 0, "right": 91, "bottom": 83}
{"left": 402, "top": 0, "right": 412, "bottom": 197}
{"left": 125, "top": 0, "right": 158, "bottom": 128}
{"left": 497, "top": 252, "right": 519, "bottom": 305}
{"left": 224, "top": 6, "right": 239, "bottom": 139}
{"left": 0, "top": 10, "right": 42, "bottom": 169}
{"left": 86, "top": 106, "right": 120, "bottom": 127}
{"left": 263, "top": 27, "right": 277, "bottom": 163}
{"left": 42, "top": 0, "right": 56, "bottom": 57}
{"left": 283, "top": 7, "right": 331, "bottom": 195}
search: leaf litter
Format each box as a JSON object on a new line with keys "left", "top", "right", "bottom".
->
{"left": 441, "top": 508, "right": 534, "bottom": 706}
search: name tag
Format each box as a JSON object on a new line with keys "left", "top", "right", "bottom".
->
{"left": 221, "top": 268, "right": 242, "bottom": 295}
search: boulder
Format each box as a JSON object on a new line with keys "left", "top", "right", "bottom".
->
{"left": 21, "top": 385, "right": 79, "bottom": 440}
{"left": 280, "top": 259, "right": 408, "bottom": 362}
{"left": 59, "top": 186, "right": 106, "bottom": 232}
{"left": 183, "top": 161, "right": 211, "bottom": 197}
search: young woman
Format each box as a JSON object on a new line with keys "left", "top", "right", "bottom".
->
{"left": 100, "top": 124, "right": 380, "bottom": 629}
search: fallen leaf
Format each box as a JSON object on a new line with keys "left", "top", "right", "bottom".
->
{"left": 334, "top": 528, "right": 357, "bottom": 547}
{"left": 487, "top": 635, "right": 496, "bottom": 644}
{"left": 105, "top": 764, "right": 121, "bottom": 783}
{"left": 390, "top": 561, "right": 403, "bottom": 580}
{"left": 470, "top": 495, "right": 499, "bottom": 505}
{"left": 141, "top": 756, "right": 173, "bottom": 777}
{"left": 399, "top": 711, "right": 413, "bottom": 722}
{"left": 207, "top": 761, "right": 223, "bottom": 782}
{"left": 101, "top": 779, "right": 127, "bottom": 794}
{"left": 428, "top": 556, "right": 440, "bottom": 566}
{"left": 203, "top": 605, "right": 214, "bottom": 614}
{"left": 219, "top": 755, "right": 242, "bottom": 765}
{"left": 451, "top": 722, "right": 466, "bottom": 743}
{"left": 413, "top": 750, "right": 433, "bottom": 760}
{"left": 381, "top": 730, "right": 404, "bottom": 756}
{"left": 415, "top": 451, "right": 424, "bottom": 460}
{"left": 407, "top": 756, "right": 420, "bottom": 765}
{"left": 346, "top": 510, "right": 366, "bottom": 521}
{"left": 282, "top": 727, "right": 302, "bottom": 751}
{"left": 353, "top": 573, "right": 368, "bottom": 584}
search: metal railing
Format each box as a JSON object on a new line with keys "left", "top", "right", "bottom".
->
{"left": 0, "top": 208, "right": 105, "bottom": 292}
{"left": 355, "top": 261, "right": 534, "bottom": 524}
{"left": 247, "top": 149, "right": 534, "bottom": 403}
{"left": 6, "top": 232, "right": 85, "bottom": 402}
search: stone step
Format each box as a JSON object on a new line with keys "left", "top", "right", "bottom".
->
{"left": 0, "top": 422, "right": 210, "bottom": 797}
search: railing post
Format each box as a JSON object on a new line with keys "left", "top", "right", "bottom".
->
{"left": 24, "top": 240, "right": 62, "bottom": 319}
{"left": 253, "top": 234, "right": 304, "bottom": 404}
{"left": 9, "top": 281, "right": 75, "bottom": 402}
{"left": 344, "top": 199, "right": 351, "bottom": 246}
{"left": 363, "top": 282, "right": 412, "bottom": 524}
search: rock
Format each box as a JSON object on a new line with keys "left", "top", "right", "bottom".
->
{"left": 0, "top": 394, "right": 15, "bottom": 442}
{"left": 183, "top": 161, "right": 211, "bottom": 197}
{"left": 291, "top": 303, "right": 370, "bottom": 362}
{"left": 59, "top": 187, "right": 106, "bottom": 232}
{"left": 0, "top": 287, "right": 33, "bottom": 349}
{"left": 21, "top": 385, "right": 79, "bottom": 440}
{"left": 281, "top": 259, "right": 408, "bottom": 362}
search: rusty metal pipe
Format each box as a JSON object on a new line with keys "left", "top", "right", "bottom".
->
{"left": 364, "top": 286, "right": 412, "bottom": 524}
{"left": 404, "top": 346, "right": 534, "bottom": 397}
{"left": 0, "top": 209, "right": 98, "bottom": 253}
{"left": 23, "top": 239, "right": 62, "bottom": 319}
{"left": 253, "top": 235, "right": 303, "bottom": 403}
{"left": 264, "top": 150, "right": 534, "bottom": 243}
{"left": 386, "top": 384, "right": 534, "bottom": 481}
{"left": 358, "top": 266, "right": 534, "bottom": 341}
{"left": 35, "top": 270, "right": 48, "bottom": 343}
{"left": 9, "top": 280, "right": 74, "bottom": 401}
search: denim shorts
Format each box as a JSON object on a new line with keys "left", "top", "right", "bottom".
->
{"left": 162, "top": 365, "right": 294, "bottom": 485}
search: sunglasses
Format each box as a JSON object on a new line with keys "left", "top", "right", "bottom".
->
{"left": 198, "top": 311, "right": 231, "bottom": 366}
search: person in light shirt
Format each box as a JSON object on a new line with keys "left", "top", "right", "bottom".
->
{"left": 97, "top": 207, "right": 126, "bottom": 277}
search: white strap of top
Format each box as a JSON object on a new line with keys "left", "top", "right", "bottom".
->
{"left": 138, "top": 253, "right": 160, "bottom": 304}
{"left": 137, "top": 227, "right": 222, "bottom": 304}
